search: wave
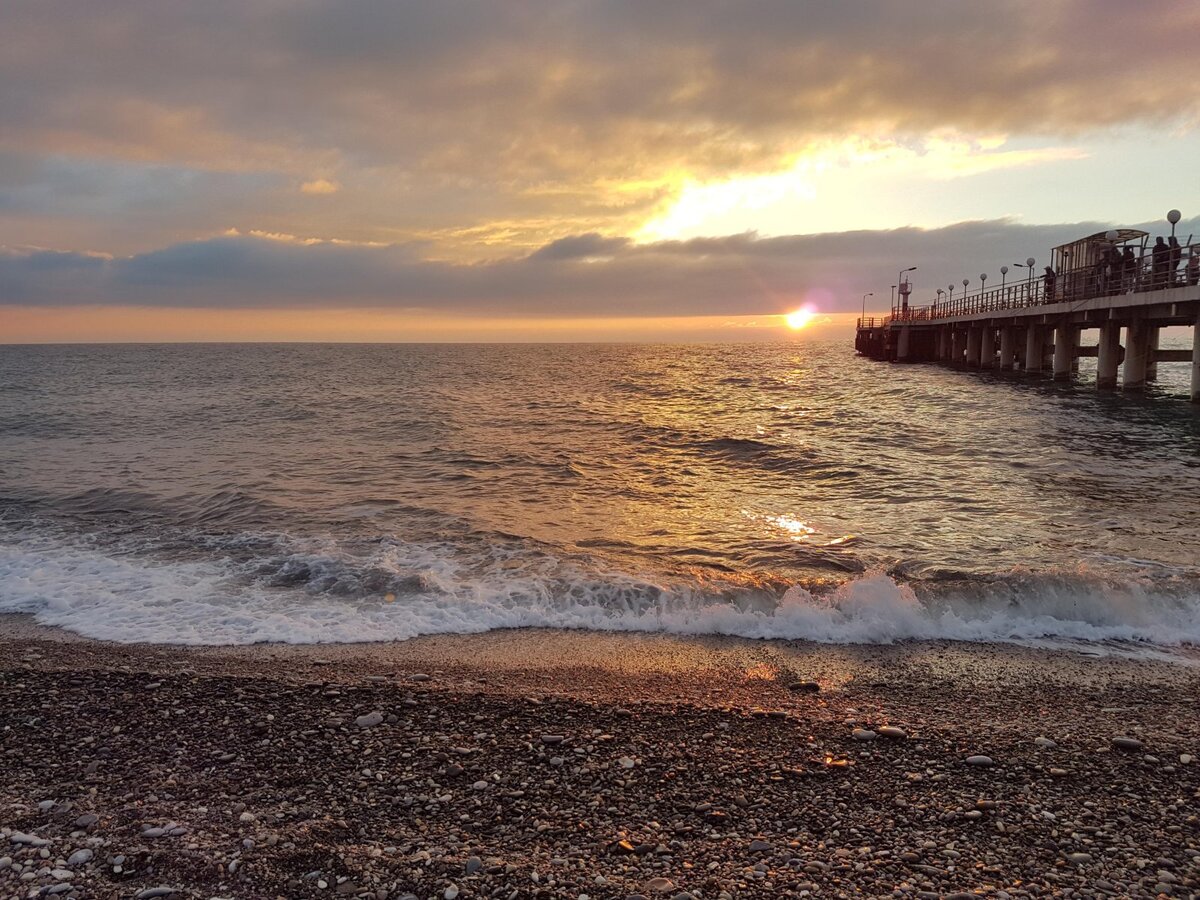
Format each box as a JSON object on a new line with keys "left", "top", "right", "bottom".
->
{"left": 1, "top": 531, "right": 1198, "bottom": 655}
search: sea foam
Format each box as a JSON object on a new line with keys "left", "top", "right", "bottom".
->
{"left": 2, "top": 535, "right": 1199, "bottom": 654}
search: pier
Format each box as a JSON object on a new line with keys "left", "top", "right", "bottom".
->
{"left": 856, "top": 224, "right": 1200, "bottom": 402}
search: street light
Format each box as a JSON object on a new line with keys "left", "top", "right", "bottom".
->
{"left": 948, "top": 284, "right": 954, "bottom": 304}
{"left": 1000, "top": 265, "right": 1008, "bottom": 290}
{"left": 1013, "top": 257, "right": 1036, "bottom": 293}
{"left": 1168, "top": 209, "right": 1181, "bottom": 237}
{"left": 980, "top": 273, "right": 988, "bottom": 294}
{"left": 861, "top": 292, "right": 873, "bottom": 320}
{"left": 897, "top": 266, "right": 917, "bottom": 313}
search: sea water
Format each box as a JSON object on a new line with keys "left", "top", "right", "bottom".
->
{"left": 1, "top": 341, "right": 1198, "bottom": 654}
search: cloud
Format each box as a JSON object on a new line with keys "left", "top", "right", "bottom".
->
{"left": 1, "top": 1, "right": 1198, "bottom": 256}
{"left": 300, "top": 178, "right": 340, "bottom": 195}
{"left": 5, "top": 215, "right": 1195, "bottom": 316}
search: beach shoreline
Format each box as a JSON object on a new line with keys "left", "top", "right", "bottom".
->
{"left": 2, "top": 616, "right": 1198, "bottom": 898}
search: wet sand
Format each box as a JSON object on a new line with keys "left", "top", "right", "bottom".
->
{"left": 1, "top": 616, "right": 1198, "bottom": 898}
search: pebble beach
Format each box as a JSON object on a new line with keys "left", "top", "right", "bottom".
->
{"left": 1, "top": 618, "right": 1198, "bottom": 899}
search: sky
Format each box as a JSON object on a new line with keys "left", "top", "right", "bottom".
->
{"left": 2, "top": 0, "right": 1199, "bottom": 342}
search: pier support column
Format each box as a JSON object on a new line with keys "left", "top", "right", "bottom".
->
{"left": 950, "top": 330, "right": 963, "bottom": 365}
{"left": 1146, "top": 325, "right": 1160, "bottom": 382}
{"left": 979, "top": 327, "right": 995, "bottom": 368}
{"left": 1123, "top": 319, "right": 1151, "bottom": 389}
{"left": 897, "top": 325, "right": 911, "bottom": 361}
{"left": 1096, "top": 320, "right": 1120, "bottom": 390}
{"left": 1052, "top": 323, "right": 1076, "bottom": 381}
{"left": 999, "top": 326, "right": 1015, "bottom": 371}
{"left": 966, "top": 328, "right": 982, "bottom": 368}
{"left": 1191, "top": 315, "right": 1200, "bottom": 403}
{"left": 1025, "top": 324, "right": 1044, "bottom": 373}
{"left": 937, "top": 328, "right": 949, "bottom": 361}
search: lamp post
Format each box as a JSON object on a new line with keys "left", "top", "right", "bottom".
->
{"left": 1168, "top": 209, "right": 1181, "bottom": 238}
{"left": 1000, "top": 265, "right": 1008, "bottom": 290}
{"left": 980, "top": 273, "right": 988, "bottom": 295}
{"left": 1013, "top": 257, "right": 1036, "bottom": 296}
{"left": 861, "top": 292, "right": 873, "bottom": 321}
{"left": 948, "top": 284, "right": 954, "bottom": 305}
{"left": 897, "top": 266, "right": 917, "bottom": 314}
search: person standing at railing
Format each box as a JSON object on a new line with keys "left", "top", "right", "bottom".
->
{"left": 1043, "top": 266, "right": 1056, "bottom": 301}
{"left": 1188, "top": 250, "right": 1199, "bottom": 287}
{"left": 1122, "top": 246, "right": 1138, "bottom": 293}
{"left": 1168, "top": 235, "right": 1183, "bottom": 287}
{"left": 1152, "top": 236, "right": 1171, "bottom": 289}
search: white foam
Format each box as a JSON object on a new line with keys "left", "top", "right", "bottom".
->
{"left": 2, "top": 535, "right": 1199, "bottom": 656}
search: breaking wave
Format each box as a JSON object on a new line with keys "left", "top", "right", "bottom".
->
{"left": 2, "top": 531, "right": 1198, "bottom": 656}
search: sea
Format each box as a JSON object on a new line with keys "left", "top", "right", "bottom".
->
{"left": 2, "top": 341, "right": 1199, "bottom": 656}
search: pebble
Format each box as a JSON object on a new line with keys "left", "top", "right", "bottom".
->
{"left": 645, "top": 878, "right": 675, "bottom": 893}
{"left": 10, "top": 833, "right": 49, "bottom": 847}
{"left": 355, "top": 711, "right": 385, "bottom": 729}
{"left": 1034, "top": 736, "right": 1058, "bottom": 749}
{"left": 965, "top": 755, "right": 994, "bottom": 767}
{"left": 1179, "top": 753, "right": 1193, "bottom": 764}
{"left": 1111, "top": 736, "right": 1143, "bottom": 751}
{"left": 443, "top": 885, "right": 459, "bottom": 899}
{"left": 787, "top": 681, "right": 820, "bottom": 693}
{"left": 136, "top": 889, "right": 178, "bottom": 899}
{"left": 465, "top": 856, "right": 482, "bottom": 874}
{"left": 619, "top": 756, "right": 636, "bottom": 768}
{"left": 851, "top": 728, "right": 876, "bottom": 741}
{"left": 748, "top": 839, "right": 772, "bottom": 852}
{"left": 472, "top": 780, "right": 490, "bottom": 790}
{"left": 74, "top": 814, "right": 99, "bottom": 828}
{"left": 878, "top": 725, "right": 907, "bottom": 739}
{"left": 67, "top": 849, "right": 93, "bottom": 866}
{"left": 541, "top": 734, "right": 565, "bottom": 744}
{"left": 408, "top": 673, "right": 431, "bottom": 682}
{"left": 1068, "top": 852, "right": 1093, "bottom": 865}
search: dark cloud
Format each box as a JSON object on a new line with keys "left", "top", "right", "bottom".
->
{"left": 5, "top": 216, "right": 1195, "bottom": 316}
{"left": 2, "top": 1, "right": 1198, "bottom": 246}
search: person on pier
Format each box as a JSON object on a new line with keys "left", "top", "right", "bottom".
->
{"left": 1152, "top": 236, "right": 1171, "bottom": 288}
{"left": 1042, "top": 266, "right": 1056, "bottom": 301}
{"left": 1122, "top": 246, "right": 1138, "bottom": 292}
{"left": 1168, "top": 235, "right": 1183, "bottom": 286}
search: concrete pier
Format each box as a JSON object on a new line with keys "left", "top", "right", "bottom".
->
{"left": 854, "top": 227, "right": 1200, "bottom": 403}
{"left": 1025, "top": 325, "right": 1044, "bottom": 374}
{"left": 1053, "top": 323, "right": 1075, "bottom": 380}
{"left": 966, "top": 328, "right": 982, "bottom": 368}
{"left": 1096, "top": 320, "right": 1121, "bottom": 389}
{"left": 1193, "top": 314, "right": 1200, "bottom": 403}
{"left": 999, "top": 326, "right": 1015, "bottom": 371}
{"left": 1124, "top": 319, "right": 1151, "bottom": 389}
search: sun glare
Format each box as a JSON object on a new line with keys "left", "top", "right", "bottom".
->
{"left": 785, "top": 309, "right": 815, "bottom": 330}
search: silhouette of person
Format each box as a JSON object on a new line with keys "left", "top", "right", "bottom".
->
{"left": 1121, "top": 246, "right": 1137, "bottom": 292}
{"left": 1168, "top": 235, "right": 1182, "bottom": 286}
{"left": 1188, "top": 251, "right": 1200, "bottom": 287}
{"left": 1152, "top": 237, "right": 1170, "bottom": 288}
{"left": 1042, "top": 266, "right": 1056, "bottom": 300}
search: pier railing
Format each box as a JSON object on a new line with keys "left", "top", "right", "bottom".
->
{"left": 881, "top": 240, "right": 1200, "bottom": 325}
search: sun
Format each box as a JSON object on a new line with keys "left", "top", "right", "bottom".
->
{"left": 784, "top": 309, "right": 815, "bottom": 330}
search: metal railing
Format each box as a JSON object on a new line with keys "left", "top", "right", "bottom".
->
{"left": 885, "top": 241, "right": 1200, "bottom": 325}
{"left": 856, "top": 316, "right": 885, "bottom": 329}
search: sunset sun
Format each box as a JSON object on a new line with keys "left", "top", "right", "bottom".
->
{"left": 785, "top": 308, "right": 816, "bottom": 330}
